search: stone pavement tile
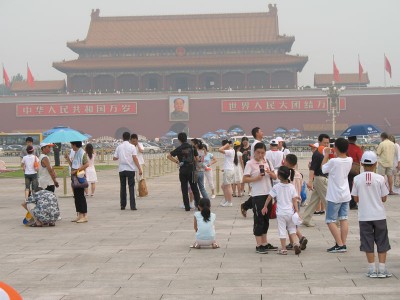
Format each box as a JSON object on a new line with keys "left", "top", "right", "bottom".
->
{"left": 169, "top": 278, "right": 261, "bottom": 288}
{"left": 214, "top": 286, "right": 310, "bottom": 295}
{"left": 130, "top": 273, "right": 218, "bottom": 281}
{"left": 116, "top": 286, "right": 213, "bottom": 296}
{"left": 261, "top": 278, "right": 355, "bottom": 287}
{"left": 161, "top": 295, "right": 261, "bottom": 300}
{"left": 310, "top": 286, "right": 400, "bottom": 295}
{"left": 63, "top": 296, "right": 162, "bottom": 300}
{"left": 78, "top": 279, "right": 171, "bottom": 288}
{"left": 271, "top": 296, "right": 364, "bottom": 300}
{"left": 364, "top": 296, "right": 400, "bottom": 300}
{"left": 353, "top": 277, "right": 399, "bottom": 287}
{"left": 21, "top": 286, "right": 120, "bottom": 299}
{"left": 177, "top": 267, "right": 261, "bottom": 275}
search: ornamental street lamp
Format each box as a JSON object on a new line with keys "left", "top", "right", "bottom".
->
{"left": 322, "top": 81, "right": 345, "bottom": 137}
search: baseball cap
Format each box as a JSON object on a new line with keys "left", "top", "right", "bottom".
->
{"left": 233, "top": 141, "right": 241, "bottom": 147}
{"left": 40, "top": 142, "right": 55, "bottom": 148}
{"left": 270, "top": 139, "right": 278, "bottom": 145}
{"left": 275, "top": 136, "right": 284, "bottom": 142}
{"left": 309, "top": 143, "right": 319, "bottom": 148}
{"left": 361, "top": 151, "right": 377, "bottom": 165}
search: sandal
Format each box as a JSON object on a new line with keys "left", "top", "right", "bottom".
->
{"left": 212, "top": 243, "right": 220, "bottom": 249}
{"left": 30, "top": 223, "right": 42, "bottom": 227}
{"left": 277, "top": 249, "right": 287, "bottom": 255}
{"left": 190, "top": 242, "right": 201, "bottom": 249}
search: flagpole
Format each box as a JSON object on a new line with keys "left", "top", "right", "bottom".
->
{"left": 384, "top": 54, "right": 386, "bottom": 88}
{"left": 358, "top": 54, "right": 361, "bottom": 90}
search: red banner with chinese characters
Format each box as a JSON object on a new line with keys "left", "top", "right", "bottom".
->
{"left": 16, "top": 102, "right": 137, "bottom": 117}
{"left": 221, "top": 98, "right": 346, "bottom": 112}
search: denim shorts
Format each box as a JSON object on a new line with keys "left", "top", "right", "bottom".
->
{"left": 325, "top": 201, "right": 349, "bottom": 224}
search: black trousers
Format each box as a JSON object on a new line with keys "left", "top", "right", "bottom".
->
{"left": 73, "top": 187, "right": 87, "bottom": 214}
{"left": 348, "top": 172, "right": 358, "bottom": 208}
{"left": 179, "top": 170, "right": 201, "bottom": 211}
{"left": 243, "top": 196, "right": 253, "bottom": 210}
{"left": 119, "top": 170, "right": 136, "bottom": 209}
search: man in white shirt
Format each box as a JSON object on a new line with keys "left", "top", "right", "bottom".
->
{"left": 321, "top": 137, "right": 352, "bottom": 253}
{"left": 113, "top": 132, "right": 142, "bottom": 210}
{"left": 266, "top": 139, "right": 285, "bottom": 185}
{"left": 241, "top": 127, "right": 265, "bottom": 216}
{"left": 130, "top": 134, "right": 145, "bottom": 197}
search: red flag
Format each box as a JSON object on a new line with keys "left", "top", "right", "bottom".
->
{"left": 385, "top": 55, "right": 392, "bottom": 78}
{"left": 27, "top": 65, "right": 34, "bottom": 87}
{"left": 358, "top": 59, "right": 364, "bottom": 81}
{"left": 3, "top": 66, "right": 10, "bottom": 88}
{"left": 333, "top": 58, "right": 340, "bottom": 82}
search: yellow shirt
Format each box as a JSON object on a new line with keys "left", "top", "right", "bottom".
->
{"left": 376, "top": 139, "right": 395, "bottom": 168}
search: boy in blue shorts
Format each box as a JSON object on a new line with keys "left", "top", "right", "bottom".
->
{"left": 321, "top": 138, "right": 352, "bottom": 253}
{"left": 352, "top": 151, "right": 391, "bottom": 278}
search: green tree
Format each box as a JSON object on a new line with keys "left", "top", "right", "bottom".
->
{"left": 12, "top": 73, "right": 24, "bottom": 82}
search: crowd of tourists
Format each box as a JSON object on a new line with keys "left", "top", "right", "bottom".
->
{"left": 168, "top": 128, "right": 398, "bottom": 278}
{"left": 17, "top": 128, "right": 400, "bottom": 278}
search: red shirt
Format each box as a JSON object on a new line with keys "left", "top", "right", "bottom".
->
{"left": 347, "top": 143, "right": 363, "bottom": 164}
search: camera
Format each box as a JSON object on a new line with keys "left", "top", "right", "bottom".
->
{"left": 259, "top": 164, "right": 265, "bottom": 176}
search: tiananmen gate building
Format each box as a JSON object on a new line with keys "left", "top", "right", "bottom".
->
{"left": 53, "top": 5, "right": 308, "bottom": 93}
{"left": 1, "top": 5, "right": 399, "bottom": 139}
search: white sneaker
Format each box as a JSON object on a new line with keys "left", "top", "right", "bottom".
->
{"left": 180, "top": 204, "right": 185, "bottom": 209}
{"left": 220, "top": 200, "right": 227, "bottom": 206}
{"left": 211, "top": 194, "right": 216, "bottom": 199}
{"left": 222, "top": 201, "right": 233, "bottom": 207}
{"left": 190, "top": 203, "right": 195, "bottom": 209}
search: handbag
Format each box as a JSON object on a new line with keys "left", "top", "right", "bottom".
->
{"left": 269, "top": 200, "right": 277, "bottom": 219}
{"left": 139, "top": 178, "right": 148, "bottom": 197}
{"left": 71, "top": 174, "right": 88, "bottom": 189}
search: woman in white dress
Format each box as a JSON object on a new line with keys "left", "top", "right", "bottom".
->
{"left": 84, "top": 144, "right": 98, "bottom": 197}
{"left": 232, "top": 141, "right": 244, "bottom": 197}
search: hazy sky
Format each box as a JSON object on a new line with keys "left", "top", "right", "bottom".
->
{"left": 1, "top": 0, "right": 399, "bottom": 87}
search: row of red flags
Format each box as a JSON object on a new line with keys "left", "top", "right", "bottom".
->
{"left": 333, "top": 54, "right": 392, "bottom": 82}
{"left": 1, "top": 56, "right": 395, "bottom": 88}
{"left": 2, "top": 65, "right": 34, "bottom": 88}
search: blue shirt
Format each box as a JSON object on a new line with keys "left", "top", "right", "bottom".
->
{"left": 195, "top": 211, "right": 216, "bottom": 241}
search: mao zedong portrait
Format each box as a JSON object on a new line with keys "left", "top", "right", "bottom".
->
{"left": 170, "top": 97, "right": 189, "bottom": 121}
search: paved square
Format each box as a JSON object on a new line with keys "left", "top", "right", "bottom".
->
{"left": 0, "top": 159, "right": 399, "bottom": 299}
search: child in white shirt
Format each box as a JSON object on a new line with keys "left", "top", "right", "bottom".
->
{"left": 352, "top": 151, "right": 391, "bottom": 278}
{"left": 321, "top": 137, "right": 352, "bottom": 253}
{"left": 21, "top": 145, "right": 39, "bottom": 199}
{"left": 191, "top": 198, "right": 219, "bottom": 249}
{"left": 262, "top": 166, "right": 301, "bottom": 255}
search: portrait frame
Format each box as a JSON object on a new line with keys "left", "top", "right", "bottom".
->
{"left": 169, "top": 95, "right": 189, "bottom": 122}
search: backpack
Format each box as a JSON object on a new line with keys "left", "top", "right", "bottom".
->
{"left": 180, "top": 143, "right": 195, "bottom": 168}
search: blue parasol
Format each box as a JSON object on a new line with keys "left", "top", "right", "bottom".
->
{"left": 42, "top": 129, "right": 89, "bottom": 143}
{"left": 340, "top": 124, "right": 382, "bottom": 137}
{"left": 274, "top": 128, "right": 287, "bottom": 134}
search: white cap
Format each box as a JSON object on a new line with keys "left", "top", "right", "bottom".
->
{"left": 40, "top": 142, "right": 54, "bottom": 148}
{"left": 309, "top": 142, "right": 319, "bottom": 148}
{"left": 361, "top": 151, "right": 377, "bottom": 165}
{"left": 270, "top": 139, "right": 278, "bottom": 145}
{"left": 275, "top": 136, "right": 284, "bottom": 142}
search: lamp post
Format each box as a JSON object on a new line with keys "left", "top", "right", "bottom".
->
{"left": 322, "top": 81, "right": 345, "bottom": 137}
